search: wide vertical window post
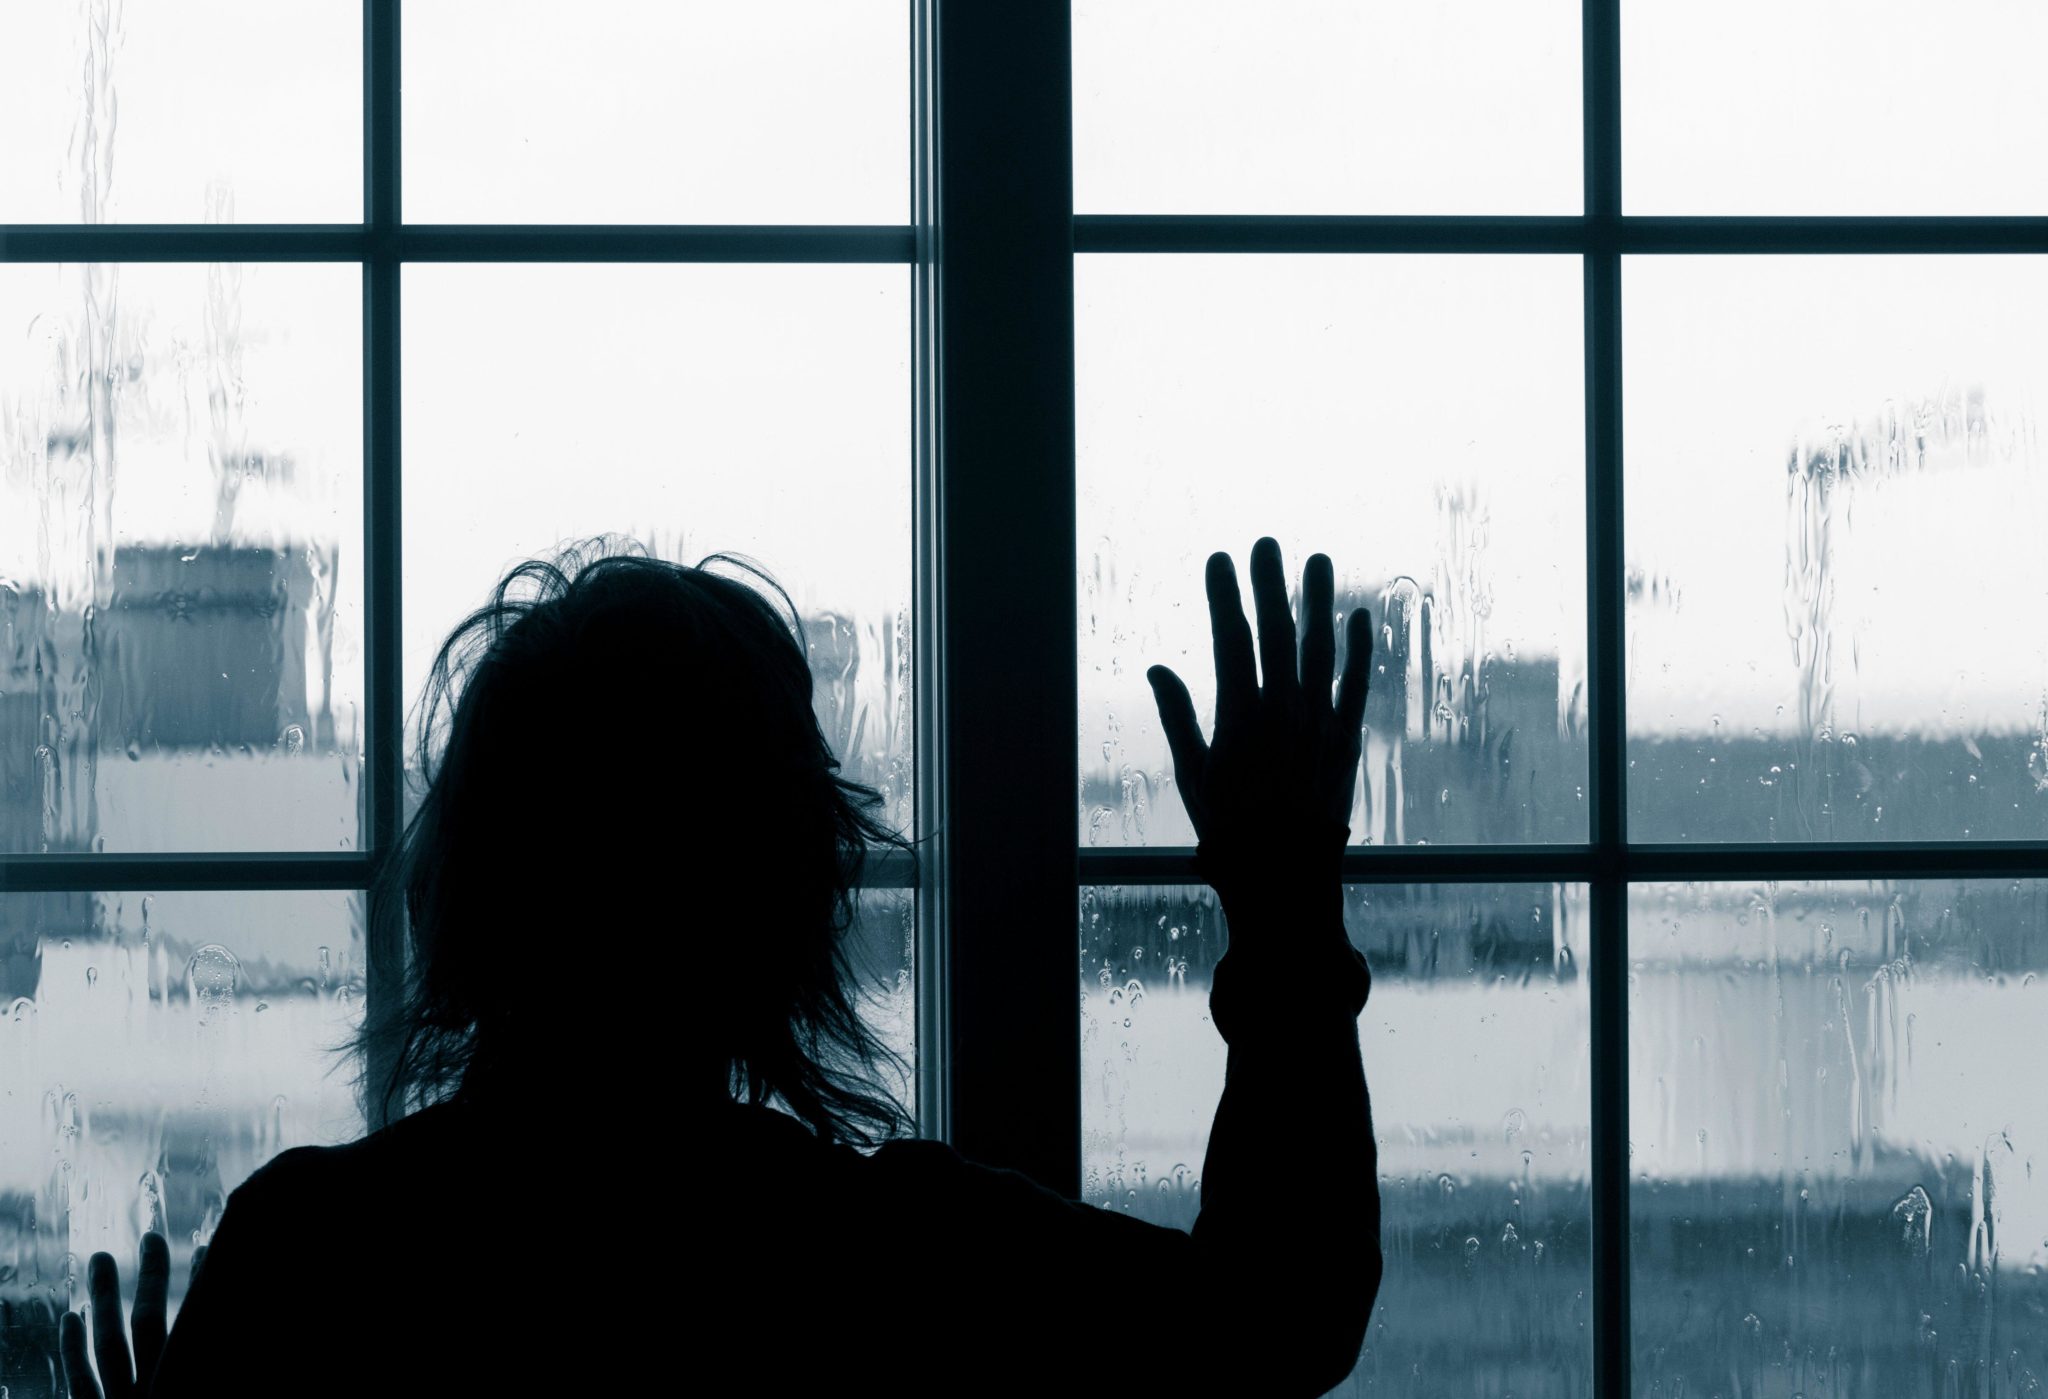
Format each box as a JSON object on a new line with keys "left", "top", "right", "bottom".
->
{"left": 927, "top": 1, "right": 1081, "bottom": 1194}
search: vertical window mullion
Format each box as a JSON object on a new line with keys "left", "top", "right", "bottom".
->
{"left": 929, "top": 0, "right": 1080, "bottom": 1193}
{"left": 910, "top": 0, "right": 948, "bottom": 1143}
{"left": 1584, "top": 1, "right": 1629, "bottom": 1395}
{"left": 362, "top": 0, "right": 404, "bottom": 1126}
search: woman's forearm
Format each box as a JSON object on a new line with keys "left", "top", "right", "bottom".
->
{"left": 1190, "top": 898, "right": 1382, "bottom": 1395}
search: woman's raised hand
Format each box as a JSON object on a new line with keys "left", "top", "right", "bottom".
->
{"left": 1146, "top": 537, "right": 1371, "bottom": 913}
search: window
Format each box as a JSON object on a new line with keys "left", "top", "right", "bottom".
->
{"left": 6, "top": 5, "right": 2046, "bottom": 1397}
{"left": 1072, "top": 1, "right": 2048, "bottom": 1395}
{"left": 0, "top": 0, "right": 916, "bottom": 1368}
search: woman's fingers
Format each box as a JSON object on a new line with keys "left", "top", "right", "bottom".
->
{"left": 1205, "top": 552, "right": 1258, "bottom": 727}
{"left": 60, "top": 1311, "right": 105, "bottom": 1399}
{"left": 1300, "top": 552, "right": 1335, "bottom": 707}
{"left": 1147, "top": 665, "right": 1209, "bottom": 815}
{"left": 1334, "top": 607, "right": 1374, "bottom": 739}
{"left": 87, "top": 1252, "right": 135, "bottom": 1399}
{"left": 1248, "top": 537, "right": 1299, "bottom": 706}
{"left": 129, "top": 1233, "right": 170, "bottom": 1386}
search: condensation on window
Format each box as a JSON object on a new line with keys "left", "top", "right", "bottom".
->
{"left": 1631, "top": 880, "right": 2048, "bottom": 1394}
{"left": 1626, "top": 257, "right": 2048, "bottom": 842}
{"left": 0, "top": 0, "right": 360, "bottom": 224}
{"left": 1077, "top": 255, "right": 1589, "bottom": 849}
{"left": 1, "top": 260, "right": 365, "bottom": 854}
{"left": 1081, "top": 883, "right": 1592, "bottom": 1396}
{"left": 0, "top": 889, "right": 365, "bottom": 1378}
{"left": 846, "top": 888, "right": 916, "bottom": 1129}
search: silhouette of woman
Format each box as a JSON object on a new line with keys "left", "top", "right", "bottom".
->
{"left": 66, "top": 535, "right": 1380, "bottom": 1398}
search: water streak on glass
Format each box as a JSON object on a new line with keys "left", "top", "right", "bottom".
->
{"left": 847, "top": 889, "right": 915, "bottom": 1119}
{"left": 1626, "top": 257, "right": 2048, "bottom": 841}
{"left": 1081, "top": 883, "right": 1591, "bottom": 1395}
{"left": 0, "top": 0, "right": 360, "bottom": 222}
{"left": 1631, "top": 880, "right": 2048, "bottom": 1394}
{"left": 2, "top": 263, "right": 364, "bottom": 853}
{"left": 401, "top": 265, "right": 913, "bottom": 831}
{"left": 1078, "top": 256, "right": 1587, "bottom": 847}
{"left": 0, "top": 890, "right": 364, "bottom": 1379}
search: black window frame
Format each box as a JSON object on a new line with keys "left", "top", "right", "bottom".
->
{"left": 7, "top": 5, "right": 2048, "bottom": 1394}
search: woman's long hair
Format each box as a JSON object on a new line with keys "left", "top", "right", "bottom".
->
{"left": 352, "top": 538, "right": 914, "bottom": 1148}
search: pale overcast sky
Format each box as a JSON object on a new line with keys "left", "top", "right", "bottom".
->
{"left": 4, "top": 1, "right": 2045, "bottom": 750}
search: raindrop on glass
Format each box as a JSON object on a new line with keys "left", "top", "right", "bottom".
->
{"left": 186, "top": 944, "right": 242, "bottom": 1018}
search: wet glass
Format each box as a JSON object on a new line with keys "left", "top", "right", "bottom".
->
{"left": 1077, "top": 255, "right": 1587, "bottom": 847}
{"left": 0, "top": 0, "right": 361, "bottom": 223}
{"left": 1081, "top": 883, "right": 1591, "bottom": 1394}
{"left": 1624, "top": 0, "right": 2048, "bottom": 215}
{"left": 1073, "top": 0, "right": 1581, "bottom": 215}
{"left": 0, "top": 889, "right": 364, "bottom": 1362}
{"left": 0, "top": 263, "right": 365, "bottom": 854}
{"left": 1630, "top": 879, "right": 2048, "bottom": 1394}
{"left": 403, "top": 1, "right": 909, "bottom": 225}
{"left": 1624, "top": 257, "right": 2048, "bottom": 842}
{"left": 402, "top": 264, "right": 913, "bottom": 830}
{"left": 849, "top": 887, "right": 916, "bottom": 1115}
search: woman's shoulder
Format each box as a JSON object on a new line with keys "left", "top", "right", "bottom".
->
{"left": 231, "top": 1100, "right": 474, "bottom": 1208}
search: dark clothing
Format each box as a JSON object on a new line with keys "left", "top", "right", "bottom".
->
{"left": 152, "top": 902, "right": 1378, "bottom": 1397}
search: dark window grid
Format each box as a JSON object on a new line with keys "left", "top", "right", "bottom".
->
{"left": 0, "top": 0, "right": 932, "bottom": 1116}
{"left": 1073, "top": 6, "right": 2048, "bottom": 1397}
{"left": 3, "top": 5, "right": 2047, "bottom": 1395}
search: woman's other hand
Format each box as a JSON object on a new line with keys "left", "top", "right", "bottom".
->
{"left": 60, "top": 1232, "right": 205, "bottom": 1399}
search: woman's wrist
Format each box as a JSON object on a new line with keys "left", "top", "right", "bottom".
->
{"left": 1195, "top": 817, "right": 1350, "bottom": 908}
{"left": 1207, "top": 900, "right": 1369, "bottom": 1045}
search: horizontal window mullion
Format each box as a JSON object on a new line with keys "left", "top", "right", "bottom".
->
{"left": 0, "top": 853, "right": 372, "bottom": 892}
{"left": 0, "top": 847, "right": 920, "bottom": 894}
{"left": 0, "top": 225, "right": 369, "bottom": 261}
{"left": 1077, "top": 214, "right": 1587, "bottom": 254}
{"left": 1075, "top": 214, "right": 2048, "bottom": 256}
{"left": 0, "top": 224, "right": 916, "bottom": 263}
{"left": 1621, "top": 841, "right": 2048, "bottom": 883}
{"left": 398, "top": 225, "right": 915, "bottom": 262}
{"left": 1079, "top": 842, "right": 2048, "bottom": 886}
{"left": 1080, "top": 845, "right": 1592, "bottom": 884}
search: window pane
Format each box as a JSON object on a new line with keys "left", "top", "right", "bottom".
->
{"left": 0, "top": 1, "right": 360, "bottom": 223}
{"left": 1631, "top": 880, "right": 2048, "bottom": 1393}
{"left": 1078, "top": 255, "right": 1587, "bottom": 847}
{"left": 404, "top": 1, "right": 908, "bottom": 224}
{"left": 1624, "top": 0, "right": 2048, "bottom": 215}
{"left": 1082, "top": 882, "right": 1591, "bottom": 1394}
{"left": 1625, "top": 257, "right": 2048, "bottom": 842}
{"left": 0, "top": 889, "right": 363, "bottom": 1353}
{"left": 1073, "top": 0, "right": 1581, "bottom": 214}
{"left": 402, "top": 265, "right": 911, "bottom": 827}
{"left": 0, "top": 263, "right": 364, "bottom": 854}
{"left": 849, "top": 887, "right": 915, "bottom": 1109}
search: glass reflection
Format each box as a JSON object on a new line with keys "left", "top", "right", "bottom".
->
{"left": 1626, "top": 257, "right": 2048, "bottom": 842}
{"left": 1631, "top": 880, "right": 2048, "bottom": 1395}
{"left": 0, "top": 888, "right": 363, "bottom": 1377}
{"left": 1077, "top": 255, "right": 1588, "bottom": 848}
{"left": 402, "top": 264, "right": 913, "bottom": 833}
{"left": 1082, "top": 882, "right": 1591, "bottom": 1396}
{"left": 0, "top": 263, "right": 364, "bottom": 853}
